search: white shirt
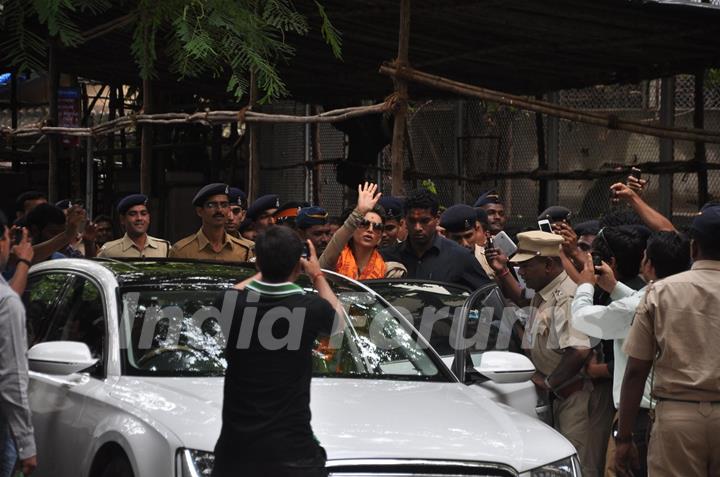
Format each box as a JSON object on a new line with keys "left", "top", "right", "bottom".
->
{"left": 571, "top": 282, "right": 653, "bottom": 409}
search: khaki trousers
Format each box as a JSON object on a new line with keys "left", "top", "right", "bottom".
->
{"left": 647, "top": 400, "right": 720, "bottom": 477}
{"left": 554, "top": 380, "right": 614, "bottom": 477}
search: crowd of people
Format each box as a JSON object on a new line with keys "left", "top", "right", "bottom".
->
{"left": 0, "top": 173, "right": 718, "bottom": 476}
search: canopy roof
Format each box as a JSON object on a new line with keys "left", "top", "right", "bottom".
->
{"left": 8, "top": 0, "right": 720, "bottom": 102}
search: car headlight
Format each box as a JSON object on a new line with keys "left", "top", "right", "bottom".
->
{"left": 177, "top": 449, "right": 214, "bottom": 477}
{"left": 520, "top": 455, "right": 582, "bottom": 477}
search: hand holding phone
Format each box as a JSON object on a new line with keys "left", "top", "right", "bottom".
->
{"left": 538, "top": 219, "right": 553, "bottom": 234}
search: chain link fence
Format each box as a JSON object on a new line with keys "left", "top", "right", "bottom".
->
{"left": 259, "top": 73, "right": 719, "bottom": 232}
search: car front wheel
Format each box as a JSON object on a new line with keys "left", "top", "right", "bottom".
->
{"left": 99, "top": 454, "right": 133, "bottom": 477}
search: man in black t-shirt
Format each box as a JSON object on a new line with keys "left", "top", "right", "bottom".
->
{"left": 380, "top": 189, "right": 491, "bottom": 290}
{"left": 213, "top": 226, "right": 341, "bottom": 477}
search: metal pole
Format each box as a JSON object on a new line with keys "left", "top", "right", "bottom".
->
{"left": 659, "top": 77, "right": 676, "bottom": 219}
{"left": 389, "top": 0, "right": 410, "bottom": 196}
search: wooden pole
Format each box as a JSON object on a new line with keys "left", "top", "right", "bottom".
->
{"left": 140, "top": 77, "right": 153, "bottom": 196}
{"left": 47, "top": 40, "right": 59, "bottom": 202}
{"left": 311, "top": 106, "right": 322, "bottom": 205}
{"left": 694, "top": 71, "right": 708, "bottom": 207}
{"left": 10, "top": 71, "right": 19, "bottom": 172}
{"left": 248, "top": 72, "right": 260, "bottom": 202}
{"left": 380, "top": 65, "right": 720, "bottom": 145}
{"left": 389, "top": 0, "right": 411, "bottom": 196}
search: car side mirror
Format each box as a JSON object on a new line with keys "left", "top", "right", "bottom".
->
{"left": 28, "top": 342, "right": 99, "bottom": 375}
{"left": 473, "top": 351, "right": 535, "bottom": 384}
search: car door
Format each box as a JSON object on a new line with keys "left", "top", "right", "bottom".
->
{"left": 453, "top": 285, "right": 546, "bottom": 421}
{"left": 25, "top": 272, "right": 109, "bottom": 476}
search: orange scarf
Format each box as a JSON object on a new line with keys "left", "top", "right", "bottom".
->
{"left": 336, "top": 245, "right": 386, "bottom": 280}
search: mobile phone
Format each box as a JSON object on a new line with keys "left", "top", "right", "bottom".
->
{"left": 486, "top": 236, "right": 495, "bottom": 251}
{"left": 12, "top": 228, "right": 23, "bottom": 245}
{"left": 630, "top": 167, "right": 642, "bottom": 181}
{"left": 492, "top": 231, "right": 518, "bottom": 257}
{"left": 538, "top": 219, "right": 553, "bottom": 234}
{"left": 301, "top": 242, "right": 310, "bottom": 259}
{"left": 592, "top": 254, "right": 603, "bottom": 274}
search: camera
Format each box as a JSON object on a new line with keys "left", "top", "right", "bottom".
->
{"left": 301, "top": 242, "right": 310, "bottom": 259}
{"left": 630, "top": 167, "right": 642, "bottom": 182}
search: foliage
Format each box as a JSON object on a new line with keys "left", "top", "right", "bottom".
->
{"left": 0, "top": 0, "right": 342, "bottom": 102}
{"left": 708, "top": 69, "right": 720, "bottom": 89}
{"left": 421, "top": 179, "right": 437, "bottom": 195}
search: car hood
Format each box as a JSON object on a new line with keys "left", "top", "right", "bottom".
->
{"left": 112, "top": 376, "right": 573, "bottom": 473}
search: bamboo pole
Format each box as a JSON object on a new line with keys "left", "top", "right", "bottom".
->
{"left": 47, "top": 40, "right": 59, "bottom": 202}
{"left": 0, "top": 103, "right": 393, "bottom": 139}
{"left": 140, "top": 77, "right": 153, "bottom": 196}
{"left": 248, "top": 72, "right": 260, "bottom": 202}
{"left": 379, "top": 64, "right": 720, "bottom": 144}
{"left": 389, "top": 0, "right": 411, "bottom": 196}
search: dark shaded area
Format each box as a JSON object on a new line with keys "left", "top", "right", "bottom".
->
{"left": 3, "top": 0, "right": 720, "bottom": 102}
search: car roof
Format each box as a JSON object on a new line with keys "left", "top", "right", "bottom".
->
{"left": 56, "top": 258, "right": 258, "bottom": 288}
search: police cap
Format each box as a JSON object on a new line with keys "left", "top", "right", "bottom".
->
{"left": 247, "top": 194, "right": 280, "bottom": 221}
{"left": 192, "top": 183, "right": 230, "bottom": 207}
{"left": 117, "top": 194, "right": 149, "bottom": 215}
{"left": 691, "top": 204, "right": 720, "bottom": 241}
{"left": 440, "top": 204, "right": 477, "bottom": 233}
{"left": 228, "top": 187, "right": 247, "bottom": 207}
{"left": 473, "top": 190, "right": 502, "bottom": 208}
{"left": 574, "top": 220, "right": 600, "bottom": 236}
{"left": 379, "top": 196, "right": 403, "bottom": 220}
{"left": 296, "top": 206, "right": 329, "bottom": 229}
{"left": 538, "top": 205, "right": 572, "bottom": 223}
{"left": 509, "top": 231, "right": 563, "bottom": 263}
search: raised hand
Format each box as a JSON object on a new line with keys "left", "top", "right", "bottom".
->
{"left": 356, "top": 182, "right": 381, "bottom": 215}
{"left": 10, "top": 227, "right": 34, "bottom": 264}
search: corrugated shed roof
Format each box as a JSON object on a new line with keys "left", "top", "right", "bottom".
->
{"left": 9, "top": 0, "right": 720, "bottom": 102}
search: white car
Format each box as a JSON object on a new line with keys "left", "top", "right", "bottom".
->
{"left": 22, "top": 259, "right": 579, "bottom": 476}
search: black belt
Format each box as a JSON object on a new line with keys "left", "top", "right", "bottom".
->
{"left": 657, "top": 397, "right": 720, "bottom": 404}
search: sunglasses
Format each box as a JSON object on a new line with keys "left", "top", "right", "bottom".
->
{"left": 358, "top": 219, "right": 384, "bottom": 232}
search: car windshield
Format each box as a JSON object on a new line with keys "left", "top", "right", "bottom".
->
{"left": 363, "top": 280, "right": 471, "bottom": 356}
{"left": 118, "top": 272, "right": 448, "bottom": 382}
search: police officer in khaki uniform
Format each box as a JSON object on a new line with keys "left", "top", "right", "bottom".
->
{"left": 616, "top": 204, "right": 720, "bottom": 477}
{"left": 97, "top": 194, "right": 170, "bottom": 258}
{"left": 225, "top": 187, "right": 255, "bottom": 257}
{"left": 510, "top": 231, "right": 608, "bottom": 477}
{"left": 439, "top": 204, "right": 495, "bottom": 278}
{"left": 170, "top": 183, "right": 252, "bottom": 262}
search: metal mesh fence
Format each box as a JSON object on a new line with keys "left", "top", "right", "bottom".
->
{"left": 256, "top": 73, "right": 720, "bottom": 230}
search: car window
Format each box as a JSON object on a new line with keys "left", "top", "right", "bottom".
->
{"left": 23, "top": 273, "right": 72, "bottom": 347}
{"left": 41, "top": 276, "right": 106, "bottom": 364}
{"left": 362, "top": 281, "right": 470, "bottom": 356}
{"left": 464, "top": 285, "right": 522, "bottom": 355}
{"left": 118, "top": 275, "right": 447, "bottom": 382}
